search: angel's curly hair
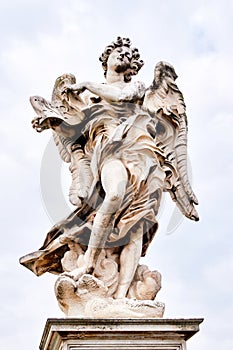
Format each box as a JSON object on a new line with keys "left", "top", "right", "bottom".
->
{"left": 99, "top": 36, "right": 144, "bottom": 82}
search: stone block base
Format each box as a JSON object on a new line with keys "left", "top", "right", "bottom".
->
{"left": 40, "top": 318, "right": 203, "bottom": 350}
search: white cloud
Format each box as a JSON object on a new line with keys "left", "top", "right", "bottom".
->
{"left": 203, "top": 254, "right": 233, "bottom": 295}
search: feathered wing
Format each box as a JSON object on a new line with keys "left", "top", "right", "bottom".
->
{"left": 52, "top": 131, "right": 72, "bottom": 163}
{"left": 143, "top": 61, "right": 199, "bottom": 221}
{"left": 30, "top": 74, "right": 94, "bottom": 205}
{"left": 51, "top": 74, "right": 94, "bottom": 206}
{"left": 50, "top": 73, "right": 81, "bottom": 164}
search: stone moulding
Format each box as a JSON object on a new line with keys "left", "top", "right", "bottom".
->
{"left": 40, "top": 318, "right": 204, "bottom": 350}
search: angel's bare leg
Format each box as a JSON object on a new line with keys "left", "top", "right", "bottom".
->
{"left": 114, "top": 180, "right": 163, "bottom": 299}
{"left": 113, "top": 223, "right": 143, "bottom": 299}
{"left": 70, "top": 159, "right": 128, "bottom": 279}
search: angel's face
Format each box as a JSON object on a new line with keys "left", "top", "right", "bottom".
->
{"left": 107, "top": 46, "right": 132, "bottom": 73}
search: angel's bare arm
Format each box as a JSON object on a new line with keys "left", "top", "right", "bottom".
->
{"left": 66, "top": 81, "right": 145, "bottom": 103}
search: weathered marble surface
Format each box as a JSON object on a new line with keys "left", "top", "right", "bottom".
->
{"left": 40, "top": 318, "right": 204, "bottom": 350}
{"left": 20, "top": 37, "right": 199, "bottom": 318}
{"left": 55, "top": 273, "right": 164, "bottom": 318}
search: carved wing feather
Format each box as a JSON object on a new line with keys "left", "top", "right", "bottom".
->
{"left": 143, "top": 61, "right": 199, "bottom": 221}
{"left": 50, "top": 73, "right": 86, "bottom": 164}
{"left": 30, "top": 74, "right": 94, "bottom": 207}
{"left": 174, "top": 117, "right": 198, "bottom": 205}
{"left": 52, "top": 131, "right": 72, "bottom": 163}
{"left": 69, "top": 148, "right": 93, "bottom": 202}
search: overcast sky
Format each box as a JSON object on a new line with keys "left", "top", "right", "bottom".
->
{"left": 0, "top": 0, "right": 233, "bottom": 349}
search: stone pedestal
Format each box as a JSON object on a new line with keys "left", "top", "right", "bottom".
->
{"left": 40, "top": 318, "right": 203, "bottom": 350}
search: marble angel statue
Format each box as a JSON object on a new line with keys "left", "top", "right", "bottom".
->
{"left": 20, "top": 37, "right": 198, "bottom": 318}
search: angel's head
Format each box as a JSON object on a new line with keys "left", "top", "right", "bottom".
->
{"left": 154, "top": 61, "right": 178, "bottom": 84}
{"left": 99, "top": 37, "right": 144, "bottom": 82}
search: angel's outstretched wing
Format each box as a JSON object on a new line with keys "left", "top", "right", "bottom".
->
{"left": 30, "top": 74, "right": 94, "bottom": 205}
{"left": 51, "top": 73, "right": 80, "bottom": 164}
{"left": 143, "top": 61, "right": 199, "bottom": 221}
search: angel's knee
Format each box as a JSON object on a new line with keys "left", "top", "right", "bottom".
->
{"left": 104, "top": 192, "right": 124, "bottom": 212}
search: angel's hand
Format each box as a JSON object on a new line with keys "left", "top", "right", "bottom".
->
{"left": 62, "top": 83, "right": 87, "bottom": 97}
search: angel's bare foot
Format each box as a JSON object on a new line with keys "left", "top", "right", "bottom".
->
{"left": 61, "top": 263, "right": 94, "bottom": 281}
{"left": 61, "top": 266, "right": 88, "bottom": 281}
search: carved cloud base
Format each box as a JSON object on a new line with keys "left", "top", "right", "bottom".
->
{"left": 40, "top": 318, "right": 203, "bottom": 350}
{"left": 55, "top": 274, "right": 165, "bottom": 318}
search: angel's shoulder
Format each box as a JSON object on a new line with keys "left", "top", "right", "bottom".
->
{"left": 128, "top": 80, "right": 146, "bottom": 98}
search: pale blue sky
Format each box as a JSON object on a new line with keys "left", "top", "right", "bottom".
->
{"left": 0, "top": 1, "right": 233, "bottom": 349}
